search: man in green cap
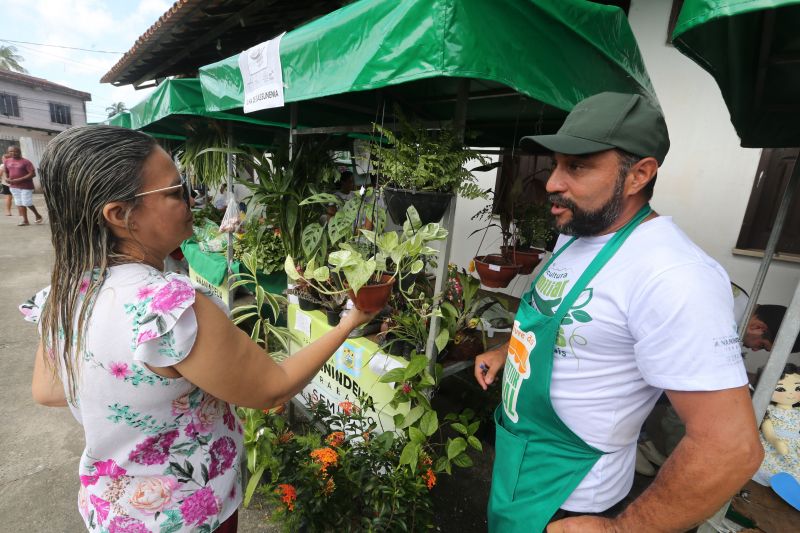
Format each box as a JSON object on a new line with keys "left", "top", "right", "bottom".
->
{"left": 474, "top": 92, "right": 763, "bottom": 532}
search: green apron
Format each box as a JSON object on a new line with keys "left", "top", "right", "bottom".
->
{"left": 488, "top": 204, "right": 652, "bottom": 533}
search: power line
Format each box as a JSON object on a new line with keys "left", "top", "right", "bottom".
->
{"left": 0, "top": 39, "right": 124, "bottom": 55}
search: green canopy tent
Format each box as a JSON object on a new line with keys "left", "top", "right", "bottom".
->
{"left": 99, "top": 111, "right": 132, "bottom": 129}
{"left": 197, "top": 0, "right": 660, "bottom": 369}
{"left": 673, "top": 2, "right": 800, "bottom": 530}
{"left": 198, "top": 0, "right": 658, "bottom": 148}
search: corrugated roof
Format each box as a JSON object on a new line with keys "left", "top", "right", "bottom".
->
{"left": 0, "top": 70, "right": 92, "bottom": 100}
{"left": 101, "top": 0, "right": 347, "bottom": 87}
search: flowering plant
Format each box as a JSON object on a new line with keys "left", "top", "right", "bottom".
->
{"left": 239, "top": 354, "right": 481, "bottom": 531}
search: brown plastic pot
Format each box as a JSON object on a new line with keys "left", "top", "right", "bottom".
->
{"left": 347, "top": 274, "right": 396, "bottom": 313}
{"left": 474, "top": 254, "right": 521, "bottom": 288}
{"left": 500, "top": 246, "right": 545, "bottom": 275}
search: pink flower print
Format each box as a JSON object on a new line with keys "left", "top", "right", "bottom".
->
{"left": 149, "top": 279, "right": 194, "bottom": 315}
{"left": 129, "top": 476, "right": 178, "bottom": 515}
{"left": 78, "top": 485, "right": 90, "bottom": 518}
{"left": 128, "top": 430, "right": 179, "bottom": 466}
{"left": 108, "top": 515, "right": 150, "bottom": 533}
{"left": 194, "top": 394, "right": 226, "bottom": 433}
{"left": 222, "top": 409, "right": 237, "bottom": 432}
{"left": 80, "top": 474, "right": 98, "bottom": 487}
{"left": 171, "top": 393, "right": 191, "bottom": 416}
{"left": 184, "top": 422, "right": 199, "bottom": 438}
{"left": 208, "top": 436, "right": 237, "bottom": 479}
{"left": 93, "top": 459, "right": 127, "bottom": 479}
{"left": 19, "top": 307, "right": 32, "bottom": 318}
{"left": 136, "top": 329, "right": 158, "bottom": 346}
{"left": 179, "top": 486, "right": 219, "bottom": 526}
{"left": 136, "top": 285, "right": 156, "bottom": 300}
{"left": 79, "top": 278, "right": 90, "bottom": 294}
{"left": 90, "top": 494, "right": 110, "bottom": 525}
{"left": 108, "top": 362, "right": 131, "bottom": 380}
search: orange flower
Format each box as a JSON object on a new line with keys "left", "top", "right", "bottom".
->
{"left": 361, "top": 431, "right": 371, "bottom": 443}
{"left": 310, "top": 447, "right": 339, "bottom": 473}
{"left": 338, "top": 401, "right": 357, "bottom": 415}
{"left": 323, "top": 477, "right": 336, "bottom": 495}
{"left": 422, "top": 468, "right": 436, "bottom": 490}
{"left": 422, "top": 455, "right": 433, "bottom": 466}
{"left": 325, "top": 431, "right": 345, "bottom": 447}
{"left": 278, "top": 431, "right": 294, "bottom": 444}
{"left": 468, "top": 259, "right": 476, "bottom": 273}
{"left": 275, "top": 483, "right": 297, "bottom": 511}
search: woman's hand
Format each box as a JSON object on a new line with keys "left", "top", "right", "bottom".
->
{"left": 339, "top": 307, "right": 378, "bottom": 331}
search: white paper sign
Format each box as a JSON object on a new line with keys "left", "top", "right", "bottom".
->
{"left": 489, "top": 264, "right": 501, "bottom": 272}
{"left": 294, "top": 309, "right": 311, "bottom": 337}
{"left": 239, "top": 33, "right": 286, "bottom": 113}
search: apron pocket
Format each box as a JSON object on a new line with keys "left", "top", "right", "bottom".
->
{"left": 490, "top": 407, "right": 528, "bottom": 503}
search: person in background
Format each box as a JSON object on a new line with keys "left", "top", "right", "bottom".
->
{"left": 1, "top": 150, "right": 13, "bottom": 216}
{"left": 5, "top": 145, "right": 44, "bottom": 226}
{"left": 475, "top": 92, "right": 762, "bottom": 532}
{"left": 22, "top": 125, "right": 375, "bottom": 533}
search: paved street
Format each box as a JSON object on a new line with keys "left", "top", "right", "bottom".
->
{"left": 0, "top": 195, "right": 276, "bottom": 532}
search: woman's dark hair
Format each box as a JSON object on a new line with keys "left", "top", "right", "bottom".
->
{"left": 38, "top": 125, "right": 157, "bottom": 403}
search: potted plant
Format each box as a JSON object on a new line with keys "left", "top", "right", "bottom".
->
{"left": 373, "top": 112, "right": 489, "bottom": 225}
{"left": 501, "top": 203, "right": 554, "bottom": 274}
{"left": 285, "top": 206, "right": 447, "bottom": 313}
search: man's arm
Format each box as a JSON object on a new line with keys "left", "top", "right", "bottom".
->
{"left": 8, "top": 165, "right": 35, "bottom": 184}
{"left": 549, "top": 385, "right": 763, "bottom": 533}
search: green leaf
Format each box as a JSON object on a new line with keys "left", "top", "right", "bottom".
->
{"left": 403, "top": 354, "right": 428, "bottom": 380}
{"left": 243, "top": 465, "right": 265, "bottom": 507}
{"left": 467, "top": 436, "right": 483, "bottom": 451}
{"left": 452, "top": 453, "right": 474, "bottom": 468}
{"left": 408, "top": 426, "right": 425, "bottom": 444}
{"left": 284, "top": 255, "right": 300, "bottom": 280}
{"left": 400, "top": 405, "right": 425, "bottom": 429}
{"left": 399, "top": 442, "right": 420, "bottom": 468}
{"left": 468, "top": 421, "right": 480, "bottom": 435}
{"left": 451, "top": 423, "right": 468, "bottom": 435}
{"left": 378, "top": 368, "right": 406, "bottom": 384}
{"left": 434, "top": 328, "right": 449, "bottom": 353}
{"left": 419, "top": 411, "right": 438, "bottom": 436}
{"left": 434, "top": 456, "right": 449, "bottom": 473}
{"left": 571, "top": 309, "right": 592, "bottom": 323}
{"left": 447, "top": 437, "right": 467, "bottom": 459}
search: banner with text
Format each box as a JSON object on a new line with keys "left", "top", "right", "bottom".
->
{"left": 238, "top": 33, "right": 285, "bottom": 113}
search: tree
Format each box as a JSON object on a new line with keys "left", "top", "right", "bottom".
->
{"left": 0, "top": 45, "right": 27, "bottom": 73}
{"left": 105, "top": 102, "right": 127, "bottom": 118}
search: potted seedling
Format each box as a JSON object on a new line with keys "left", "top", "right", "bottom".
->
{"left": 373, "top": 112, "right": 489, "bottom": 225}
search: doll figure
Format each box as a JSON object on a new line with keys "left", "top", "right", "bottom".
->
{"left": 753, "top": 363, "right": 800, "bottom": 485}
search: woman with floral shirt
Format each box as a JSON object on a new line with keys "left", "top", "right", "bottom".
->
{"left": 23, "top": 125, "right": 374, "bottom": 533}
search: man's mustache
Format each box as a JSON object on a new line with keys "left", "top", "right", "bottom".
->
{"left": 548, "top": 193, "right": 576, "bottom": 211}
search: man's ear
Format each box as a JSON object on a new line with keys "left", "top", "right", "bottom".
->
{"left": 102, "top": 202, "right": 134, "bottom": 234}
{"left": 747, "top": 317, "right": 768, "bottom": 336}
{"left": 626, "top": 157, "right": 659, "bottom": 195}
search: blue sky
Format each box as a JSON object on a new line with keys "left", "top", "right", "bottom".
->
{"left": 1, "top": 0, "right": 175, "bottom": 122}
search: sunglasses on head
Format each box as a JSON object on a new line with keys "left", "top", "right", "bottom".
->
{"left": 133, "top": 175, "right": 192, "bottom": 206}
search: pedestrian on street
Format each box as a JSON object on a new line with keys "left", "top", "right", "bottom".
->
{"left": 21, "top": 125, "right": 376, "bottom": 533}
{"left": 5, "top": 145, "right": 43, "bottom": 226}
{"left": 0, "top": 150, "right": 13, "bottom": 216}
{"left": 474, "top": 92, "right": 763, "bottom": 533}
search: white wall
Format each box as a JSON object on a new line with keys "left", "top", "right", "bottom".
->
{"left": 0, "top": 80, "right": 88, "bottom": 133}
{"left": 628, "top": 0, "right": 799, "bottom": 307}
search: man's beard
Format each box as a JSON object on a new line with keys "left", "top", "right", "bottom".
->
{"left": 548, "top": 175, "right": 625, "bottom": 237}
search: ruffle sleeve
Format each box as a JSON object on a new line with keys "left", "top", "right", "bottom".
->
{"left": 19, "top": 286, "right": 50, "bottom": 324}
{"left": 131, "top": 273, "right": 199, "bottom": 368}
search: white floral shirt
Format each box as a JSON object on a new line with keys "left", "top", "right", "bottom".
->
{"left": 21, "top": 264, "right": 243, "bottom": 533}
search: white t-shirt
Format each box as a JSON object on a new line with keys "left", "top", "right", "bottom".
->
{"left": 530, "top": 216, "right": 747, "bottom": 512}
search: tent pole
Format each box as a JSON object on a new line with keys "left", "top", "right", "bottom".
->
{"left": 288, "top": 103, "right": 297, "bottom": 161}
{"left": 226, "top": 122, "right": 234, "bottom": 310}
{"left": 425, "top": 78, "right": 469, "bottom": 374}
{"left": 699, "top": 156, "right": 800, "bottom": 533}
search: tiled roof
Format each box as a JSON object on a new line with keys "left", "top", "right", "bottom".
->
{"left": 0, "top": 70, "right": 92, "bottom": 100}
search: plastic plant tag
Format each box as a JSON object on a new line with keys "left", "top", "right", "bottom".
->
{"left": 489, "top": 264, "right": 501, "bottom": 272}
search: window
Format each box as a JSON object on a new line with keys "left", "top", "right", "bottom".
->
{"left": 49, "top": 102, "right": 72, "bottom": 125}
{"left": 736, "top": 149, "right": 800, "bottom": 256}
{"left": 0, "top": 93, "right": 20, "bottom": 117}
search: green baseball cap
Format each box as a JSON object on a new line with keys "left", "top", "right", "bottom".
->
{"left": 521, "top": 92, "right": 670, "bottom": 165}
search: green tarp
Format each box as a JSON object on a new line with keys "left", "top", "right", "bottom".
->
{"left": 673, "top": 0, "right": 800, "bottom": 147}
{"left": 127, "top": 78, "right": 289, "bottom": 144}
{"left": 199, "top": 0, "right": 657, "bottom": 147}
{"left": 100, "top": 111, "right": 131, "bottom": 128}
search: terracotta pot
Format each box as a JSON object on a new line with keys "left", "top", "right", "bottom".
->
{"left": 501, "top": 246, "right": 545, "bottom": 275}
{"left": 347, "top": 274, "right": 396, "bottom": 313}
{"left": 474, "top": 254, "right": 521, "bottom": 288}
